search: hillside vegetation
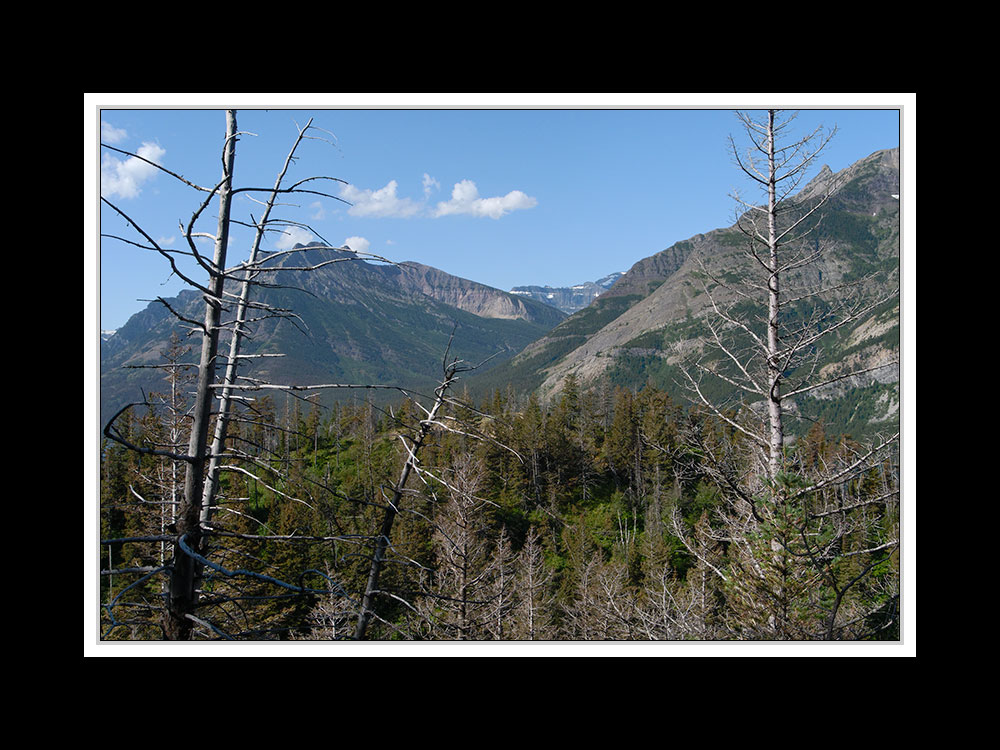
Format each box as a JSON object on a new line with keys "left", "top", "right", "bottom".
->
{"left": 101, "top": 376, "right": 899, "bottom": 641}
{"left": 98, "top": 112, "right": 901, "bottom": 644}
{"left": 471, "top": 148, "right": 900, "bottom": 443}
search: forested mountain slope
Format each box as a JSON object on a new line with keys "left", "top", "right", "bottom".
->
{"left": 99, "top": 119, "right": 903, "bottom": 645}
{"left": 99, "top": 247, "right": 566, "bottom": 427}
{"left": 470, "top": 148, "right": 901, "bottom": 442}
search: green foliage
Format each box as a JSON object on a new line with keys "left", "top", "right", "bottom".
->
{"left": 101, "top": 359, "right": 899, "bottom": 641}
{"left": 553, "top": 294, "right": 644, "bottom": 337}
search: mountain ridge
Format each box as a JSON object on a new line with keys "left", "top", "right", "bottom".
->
{"left": 99, "top": 247, "right": 566, "bottom": 427}
{"left": 509, "top": 272, "right": 625, "bottom": 314}
{"left": 467, "top": 147, "right": 901, "bottom": 440}
{"left": 101, "top": 147, "right": 901, "bottom": 442}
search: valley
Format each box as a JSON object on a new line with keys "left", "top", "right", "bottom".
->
{"left": 95, "top": 107, "right": 905, "bottom": 646}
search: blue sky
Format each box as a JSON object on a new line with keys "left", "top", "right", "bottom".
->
{"left": 86, "top": 95, "right": 915, "bottom": 654}
{"left": 92, "top": 95, "right": 908, "bottom": 331}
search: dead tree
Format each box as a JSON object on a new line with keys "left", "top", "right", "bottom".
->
{"left": 674, "top": 109, "right": 901, "bottom": 640}
{"left": 510, "top": 525, "right": 555, "bottom": 640}
{"left": 352, "top": 344, "right": 495, "bottom": 640}
{"left": 681, "top": 111, "right": 899, "bottom": 475}
{"left": 101, "top": 110, "right": 393, "bottom": 640}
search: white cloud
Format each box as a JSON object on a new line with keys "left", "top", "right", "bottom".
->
{"left": 342, "top": 236, "right": 371, "bottom": 254}
{"left": 100, "top": 141, "right": 166, "bottom": 199}
{"left": 274, "top": 225, "right": 314, "bottom": 249}
{"left": 423, "top": 173, "right": 440, "bottom": 197}
{"left": 337, "top": 176, "right": 537, "bottom": 221}
{"left": 310, "top": 201, "right": 327, "bottom": 220}
{"left": 433, "top": 179, "right": 537, "bottom": 219}
{"left": 340, "top": 180, "right": 422, "bottom": 218}
{"left": 101, "top": 121, "right": 128, "bottom": 144}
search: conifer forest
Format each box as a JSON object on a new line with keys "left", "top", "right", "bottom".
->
{"left": 95, "top": 107, "right": 906, "bottom": 648}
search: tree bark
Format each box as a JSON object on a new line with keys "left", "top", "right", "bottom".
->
{"left": 164, "top": 110, "right": 237, "bottom": 640}
{"left": 353, "top": 370, "right": 454, "bottom": 640}
{"left": 765, "top": 109, "right": 784, "bottom": 481}
{"left": 200, "top": 118, "right": 316, "bottom": 527}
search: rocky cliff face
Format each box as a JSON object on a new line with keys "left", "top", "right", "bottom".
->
{"left": 392, "top": 262, "right": 563, "bottom": 322}
{"left": 532, "top": 229, "right": 731, "bottom": 395}
{"left": 100, "top": 248, "right": 566, "bottom": 426}
{"left": 254, "top": 249, "right": 566, "bottom": 328}
{"left": 474, "top": 148, "right": 902, "bottom": 441}
{"left": 509, "top": 273, "right": 625, "bottom": 314}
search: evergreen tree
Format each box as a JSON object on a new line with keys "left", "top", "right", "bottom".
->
{"left": 511, "top": 525, "right": 556, "bottom": 640}
{"left": 422, "top": 451, "right": 500, "bottom": 639}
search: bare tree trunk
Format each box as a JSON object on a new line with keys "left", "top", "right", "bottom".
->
{"left": 513, "top": 525, "right": 553, "bottom": 640}
{"left": 200, "top": 117, "right": 318, "bottom": 527}
{"left": 165, "top": 110, "right": 237, "bottom": 641}
{"left": 765, "top": 109, "right": 784, "bottom": 480}
{"left": 354, "top": 366, "right": 457, "bottom": 640}
{"left": 102, "top": 111, "right": 399, "bottom": 640}
{"left": 670, "top": 110, "right": 903, "bottom": 640}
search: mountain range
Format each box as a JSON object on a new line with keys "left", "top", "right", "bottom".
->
{"left": 509, "top": 272, "right": 625, "bottom": 314}
{"left": 467, "top": 147, "right": 901, "bottom": 440}
{"left": 99, "top": 251, "right": 566, "bottom": 426}
{"left": 100, "top": 147, "right": 901, "bottom": 442}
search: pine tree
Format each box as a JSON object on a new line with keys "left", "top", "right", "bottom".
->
{"left": 511, "top": 525, "right": 556, "bottom": 640}
{"left": 422, "top": 451, "right": 500, "bottom": 639}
